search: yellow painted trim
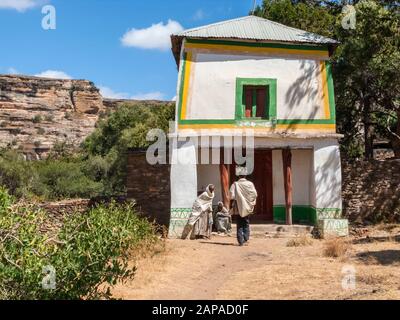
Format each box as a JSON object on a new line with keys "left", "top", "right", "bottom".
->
{"left": 185, "top": 42, "right": 329, "bottom": 59}
{"left": 320, "top": 61, "right": 331, "bottom": 119}
{"left": 276, "top": 124, "right": 336, "bottom": 130}
{"left": 181, "top": 51, "right": 193, "bottom": 120}
{"left": 178, "top": 123, "right": 336, "bottom": 131}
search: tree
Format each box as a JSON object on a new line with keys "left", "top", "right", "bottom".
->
{"left": 335, "top": 0, "right": 400, "bottom": 159}
{"left": 255, "top": 0, "right": 400, "bottom": 159}
{"left": 83, "top": 102, "right": 175, "bottom": 194}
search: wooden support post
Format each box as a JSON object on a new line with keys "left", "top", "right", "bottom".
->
{"left": 219, "top": 149, "right": 231, "bottom": 209}
{"left": 282, "top": 148, "right": 293, "bottom": 225}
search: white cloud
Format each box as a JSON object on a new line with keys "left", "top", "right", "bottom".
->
{"left": 7, "top": 67, "right": 19, "bottom": 74}
{"left": 131, "top": 91, "right": 165, "bottom": 100}
{"left": 99, "top": 86, "right": 165, "bottom": 101}
{"left": 193, "top": 9, "right": 205, "bottom": 21}
{"left": 35, "top": 70, "right": 72, "bottom": 79}
{"left": 0, "top": 0, "right": 47, "bottom": 12}
{"left": 99, "top": 86, "right": 129, "bottom": 99}
{"left": 171, "top": 96, "right": 177, "bottom": 101}
{"left": 121, "top": 19, "right": 184, "bottom": 51}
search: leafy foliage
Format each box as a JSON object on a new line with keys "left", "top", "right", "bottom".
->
{"left": 255, "top": 0, "right": 400, "bottom": 159}
{"left": 83, "top": 102, "right": 175, "bottom": 194}
{"left": 0, "top": 188, "right": 158, "bottom": 300}
{"left": 0, "top": 150, "right": 103, "bottom": 200}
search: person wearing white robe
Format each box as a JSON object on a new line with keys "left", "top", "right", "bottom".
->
{"left": 215, "top": 202, "right": 232, "bottom": 235}
{"left": 182, "top": 184, "right": 215, "bottom": 240}
{"left": 230, "top": 172, "right": 258, "bottom": 246}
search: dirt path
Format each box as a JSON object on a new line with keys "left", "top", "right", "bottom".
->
{"left": 112, "top": 234, "right": 400, "bottom": 300}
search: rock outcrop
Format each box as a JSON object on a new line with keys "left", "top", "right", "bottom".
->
{"left": 0, "top": 74, "right": 170, "bottom": 159}
{"left": 0, "top": 75, "right": 105, "bottom": 159}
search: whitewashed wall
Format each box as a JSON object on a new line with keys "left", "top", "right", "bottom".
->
{"left": 272, "top": 149, "right": 313, "bottom": 206}
{"left": 170, "top": 139, "right": 198, "bottom": 209}
{"left": 197, "top": 164, "right": 222, "bottom": 205}
{"left": 196, "top": 148, "right": 314, "bottom": 207}
{"left": 313, "top": 140, "right": 342, "bottom": 210}
{"left": 186, "top": 52, "right": 324, "bottom": 120}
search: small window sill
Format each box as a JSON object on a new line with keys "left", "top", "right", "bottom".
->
{"left": 240, "top": 117, "right": 271, "bottom": 121}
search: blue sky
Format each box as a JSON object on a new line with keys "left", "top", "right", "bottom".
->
{"left": 0, "top": 0, "right": 261, "bottom": 100}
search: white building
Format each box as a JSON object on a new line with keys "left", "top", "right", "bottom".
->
{"left": 168, "top": 16, "right": 348, "bottom": 238}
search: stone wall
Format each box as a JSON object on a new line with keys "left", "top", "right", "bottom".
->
{"left": 125, "top": 155, "right": 400, "bottom": 227}
{"left": 126, "top": 150, "right": 171, "bottom": 226}
{"left": 342, "top": 159, "right": 400, "bottom": 224}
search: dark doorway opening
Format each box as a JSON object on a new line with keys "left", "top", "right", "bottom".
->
{"left": 229, "top": 149, "right": 273, "bottom": 222}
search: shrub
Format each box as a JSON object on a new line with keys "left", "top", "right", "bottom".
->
{"left": 83, "top": 102, "right": 174, "bottom": 194}
{"left": 32, "top": 115, "right": 42, "bottom": 123}
{"left": 33, "top": 159, "right": 103, "bottom": 200}
{"left": 0, "top": 199, "right": 158, "bottom": 299}
{"left": 0, "top": 149, "right": 104, "bottom": 200}
{"left": 0, "top": 150, "right": 36, "bottom": 198}
{"left": 323, "top": 238, "right": 350, "bottom": 258}
{"left": 44, "top": 114, "right": 55, "bottom": 122}
{"left": 0, "top": 187, "right": 13, "bottom": 214}
{"left": 286, "top": 234, "right": 313, "bottom": 247}
{"left": 37, "top": 128, "right": 46, "bottom": 135}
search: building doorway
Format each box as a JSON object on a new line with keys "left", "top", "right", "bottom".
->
{"left": 229, "top": 149, "right": 273, "bottom": 222}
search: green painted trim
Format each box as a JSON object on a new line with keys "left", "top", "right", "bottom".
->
{"left": 186, "top": 38, "right": 329, "bottom": 52}
{"left": 235, "top": 78, "right": 277, "bottom": 121}
{"left": 276, "top": 119, "right": 336, "bottom": 125}
{"left": 325, "top": 61, "right": 336, "bottom": 121}
{"left": 252, "top": 89, "right": 257, "bottom": 117}
{"left": 177, "top": 44, "right": 337, "bottom": 127}
{"left": 177, "top": 52, "right": 187, "bottom": 124}
{"left": 273, "top": 205, "right": 317, "bottom": 225}
{"left": 317, "top": 208, "right": 342, "bottom": 219}
{"left": 180, "top": 119, "right": 237, "bottom": 125}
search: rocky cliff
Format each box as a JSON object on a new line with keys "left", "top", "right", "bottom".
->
{"left": 0, "top": 74, "right": 168, "bottom": 159}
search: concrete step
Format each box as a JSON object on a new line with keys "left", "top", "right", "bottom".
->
{"left": 230, "top": 224, "right": 314, "bottom": 239}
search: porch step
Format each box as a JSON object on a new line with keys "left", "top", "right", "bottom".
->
{"left": 230, "top": 224, "right": 314, "bottom": 239}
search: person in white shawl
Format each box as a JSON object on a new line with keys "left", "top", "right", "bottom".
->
{"left": 230, "top": 167, "right": 258, "bottom": 246}
{"left": 182, "top": 184, "right": 215, "bottom": 240}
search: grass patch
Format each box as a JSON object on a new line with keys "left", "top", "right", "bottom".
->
{"left": 286, "top": 234, "right": 313, "bottom": 247}
{"left": 323, "top": 238, "right": 350, "bottom": 258}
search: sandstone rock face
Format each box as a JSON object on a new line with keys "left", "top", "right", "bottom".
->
{"left": 0, "top": 75, "right": 122, "bottom": 159}
{"left": 0, "top": 74, "right": 172, "bottom": 159}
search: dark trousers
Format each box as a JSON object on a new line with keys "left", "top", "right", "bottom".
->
{"left": 237, "top": 216, "right": 250, "bottom": 245}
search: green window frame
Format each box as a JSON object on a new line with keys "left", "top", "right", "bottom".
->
{"left": 235, "top": 78, "right": 277, "bottom": 122}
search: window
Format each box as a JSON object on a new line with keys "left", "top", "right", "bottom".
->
{"left": 243, "top": 85, "right": 269, "bottom": 119}
{"left": 235, "top": 78, "right": 277, "bottom": 121}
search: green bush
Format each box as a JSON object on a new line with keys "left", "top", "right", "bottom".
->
{"left": 83, "top": 102, "right": 174, "bottom": 194}
{"left": 0, "top": 194, "right": 158, "bottom": 300}
{"left": 32, "top": 115, "right": 42, "bottom": 123}
{"left": 33, "top": 159, "right": 103, "bottom": 199}
{"left": 0, "top": 150, "right": 104, "bottom": 201}
{"left": 0, "top": 150, "right": 36, "bottom": 198}
{"left": 0, "top": 187, "right": 12, "bottom": 214}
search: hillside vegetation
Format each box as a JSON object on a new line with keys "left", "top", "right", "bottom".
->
{"left": 0, "top": 102, "right": 174, "bottom": 200}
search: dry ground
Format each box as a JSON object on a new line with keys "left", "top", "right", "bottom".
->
{"left": 112, "top": 226, "right": 400, "bottom": 300}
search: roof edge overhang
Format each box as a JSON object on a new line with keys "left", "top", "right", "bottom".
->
{"left": 168, "top": 131, "right": 344, "bottom": 140}
{"left": 171, "top": 35, "right": 339, "bottom": 67}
